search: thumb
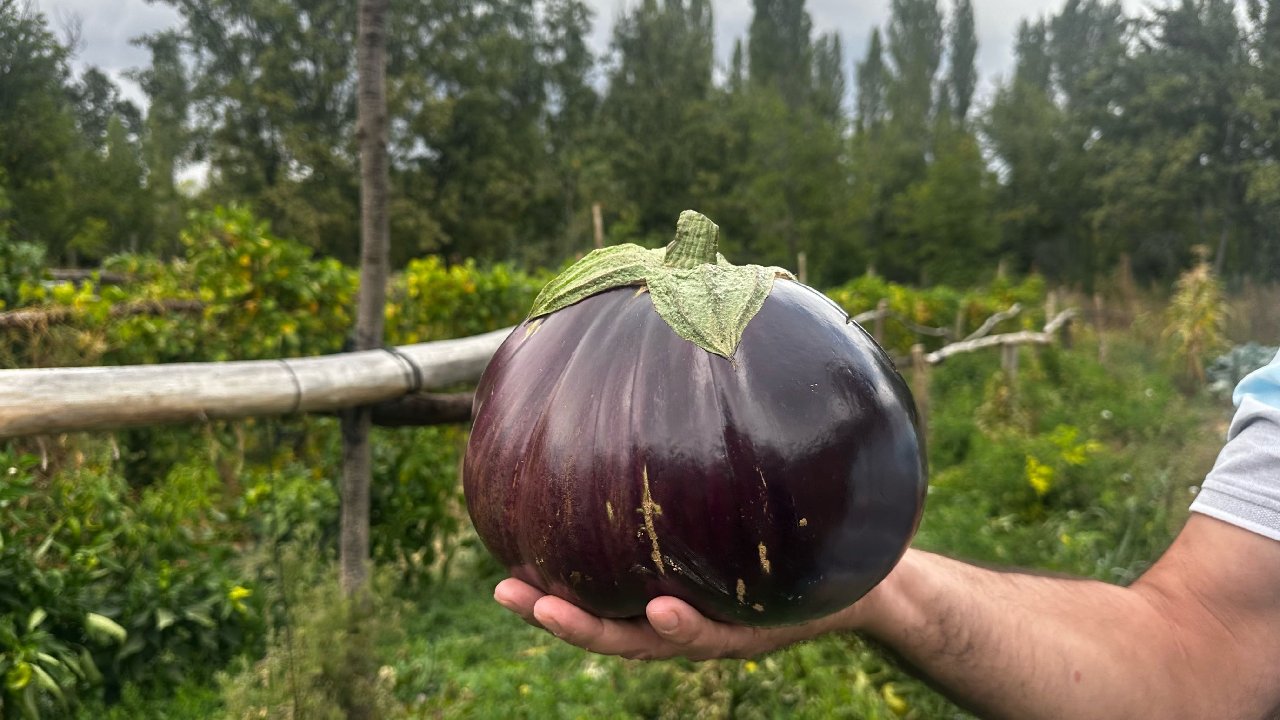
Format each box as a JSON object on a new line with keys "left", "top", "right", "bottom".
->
{"left": 645, "top": 597, "right": 761, "bottom": 660}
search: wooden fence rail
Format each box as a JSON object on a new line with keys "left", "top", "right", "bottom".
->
{"left": 0, "top": 299, "right": 1077, "bottom": 440}
{"left": 0, "top": 328, "right": 511, "bottom": 439}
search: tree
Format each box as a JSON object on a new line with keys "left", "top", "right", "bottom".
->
{"left": 886, "top": 0, "right": 944, "bottom": 139}
{"left": 154, "top": 0, "right": 361, "bottom": 259}
{"left": 342, "top": 0, "right": 391, "bottom": 604}
{"left": 541, "top": 0, "right": 600, "bottom": 261}
{"left": 748, "top": 0, "right": 813, "bottom": 109}
{"left": 947, "top": 0, "right": 977, "bottom": 122}
{"left": 1087, "top": 0, "right": 1250, "bottom": 281}
{"left": 132, "top": 30, "right": 192, "bottom": 254}
{"left": 600, "top": 0, "right": 717, "bottom": 243}
{"left": 0, "top": 0, "right": 79, "bottom": 258}
{"left": 985, "top": 18, "right": 1083, "bottom": 279}
{"left": 811, "top": 33, "right": 844, "bottom": 124}
{"left": 856, "top": 28, "right": 888, "bottom": 131}
{"left": 891, "top": 126, "right": 999, "bottom": 285}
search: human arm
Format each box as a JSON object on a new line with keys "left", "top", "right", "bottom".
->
{"left": 496, "top": 515, "right": 1280, "bottom": 720}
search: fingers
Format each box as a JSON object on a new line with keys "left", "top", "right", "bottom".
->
{"left": 494, "top": 578, "right": 547, "bottom": 629}
{"left": 532, "top": 594, "right": 668, "bottom": 660}
{"left": 646, "top": 596, "right": 764, "bottom": 660}
{"left": 493, "top": 578, "right": 777, "bottom": 661}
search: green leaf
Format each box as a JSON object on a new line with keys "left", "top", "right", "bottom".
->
{"left": 527, "top": 244, "right": 661, "bottom": 318}
{"left": 77, "top": 649, "right": 101, "bottom": 684}
{"left": 183, "top": 609, "right": 215, "bottom": 628}
{"left": 115, "top": 636, "right": 145, "bottom": 662}
{"left": 84, "top": 613, "right": 127, "bottom": 644}
{"left": 29, "top": 664, "right": 63, "bottom": 706}
{"left": 20, "top": 683, "right": 39, "bottom": 720}
{"left": 26, "top": 608, "right": 46, "bottom": 632}
{"left": 648, "top": 264, "right": 787, "bottom": 358}
{"left": 155, "top": 608, "right": 177, "bottom": 631}
{"left": 526, "top": 211, "right": 795, "bottom": 358}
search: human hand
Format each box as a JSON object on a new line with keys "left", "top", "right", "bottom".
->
{"left": 493, "top": 577, "right": 859, "bottom": 661}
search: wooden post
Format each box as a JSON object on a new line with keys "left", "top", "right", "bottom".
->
{"left": 797, "top": 251, "right": 808, "bottom": 285}
{"left": 345, "top": 0, "right": 390, "bottom": 603}
{"left": 1001, "top": 341, "right": 1019, "bottom": 382}
{"left": 953, "top": 306, "right": 966, "bottom": 341}
{"left": 910, "top": 343, "right": 929, "bottom": 437}
{"left": 873, "top": 298, "right": 888, "bottom": 344}
{"left": 1045, "top": 290, "right": 1058, "bottom": 323}
{"left": 1093, "top": 292, "right": 1107, "bottom": 364}
{"left": 591, "top": 202, "right": 604, "bottom": 249}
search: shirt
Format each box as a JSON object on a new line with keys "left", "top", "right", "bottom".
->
{"left": 1189, "top": 349, "right": 1280, "bottom": 541}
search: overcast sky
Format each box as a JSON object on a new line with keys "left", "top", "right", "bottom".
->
{"left": 35, "top": 0, "right": 1144, "bottom": 109}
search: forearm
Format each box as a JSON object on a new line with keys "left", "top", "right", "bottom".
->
{"left": 844, "top": 549, "right": 1199, "bottom": 720}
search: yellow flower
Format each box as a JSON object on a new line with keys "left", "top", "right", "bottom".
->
{"left": 1026, "top": 456, "right": 1054, "bottom": 497}
{"left": 518, "top": 683, "right": 531, "bottom": 696}
{"left": 881, "top": 683, "right": 909, "bottom": 715}
{"left": 744, "top": 661, "right": 759, "bottom": 674}
{"left": 229, "top": 585, "right": 253, "bottom": 613}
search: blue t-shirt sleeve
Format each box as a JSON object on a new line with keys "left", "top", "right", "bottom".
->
{"left": 1190, "top": 349, "right": 1280, "bottom": 541}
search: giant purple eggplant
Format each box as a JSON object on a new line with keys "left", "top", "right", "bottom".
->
{"left": 463, "top": 211, "right": 926, "bottom": 626}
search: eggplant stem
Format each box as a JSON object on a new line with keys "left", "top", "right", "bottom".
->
{"left": 664, "top": 210, "right": 720, "bottom": 268}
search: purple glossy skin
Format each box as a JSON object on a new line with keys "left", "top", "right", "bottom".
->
{"left": 463, "top": 280, "right": 926, "bottom": 626}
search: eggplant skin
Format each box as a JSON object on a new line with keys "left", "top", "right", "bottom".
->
{"left": 463, "top": 280, "right": 926, "bottom": 627}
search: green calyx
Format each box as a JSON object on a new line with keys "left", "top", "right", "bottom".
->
{"left": 527, "top": 210, "right": 795, "bottom": 358}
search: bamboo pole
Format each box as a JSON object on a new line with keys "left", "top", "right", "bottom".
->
{"left": 0, "top": 328, "right": 510, "bottom": 440}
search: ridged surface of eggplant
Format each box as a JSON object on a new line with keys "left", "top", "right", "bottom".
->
{"left": 463, "top": 280, "right": 926, "bottom": 626}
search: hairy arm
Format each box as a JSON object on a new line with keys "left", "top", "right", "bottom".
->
{"left": 497, "top": 514, "right": 1280, "bottom": 719}
{"left": 858, "top": 515, "right": 1280, "bottom": 719}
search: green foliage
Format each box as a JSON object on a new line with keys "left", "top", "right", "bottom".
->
{"left": 369, "top": 426, "right": 472, "bottom": 588}
{"left": 825, "top": 272, "right": 1046, "bottom": 354}
{"left": 0, "top": 449, "right": 262, "bottom": 718}
{"left": 387, "top": 256, "right": 545, "bottom": 344}
{"left": 218, "top": 561, "right": 407, "bottom": 720}
{"left": 0, "top": 238, "right": 43, "bottom": 311}
{"left": 921, "top": 338, "right": 1208, "bottom": 583}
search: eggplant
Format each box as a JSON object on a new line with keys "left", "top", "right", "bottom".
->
{"left": 463, "top": 211, "right": 926, "bottom": 626}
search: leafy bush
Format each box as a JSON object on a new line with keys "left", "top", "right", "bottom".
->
{"left": 0, "top": 241, "right": 43, "bottom": 311}
{"left": 387, "top": 256, "right": 546, "bottom": 344}
{"left": 0, "top": 448, "right": 262, "bottom": 718}
{"left": 218, "top": 558, "right": 406, "bottom": 720}
{"left": 825, "top": 272, "right": 1047, "bottom": 355}
{"left": 919, "top": 337, "right": 1211, "bottom": 582}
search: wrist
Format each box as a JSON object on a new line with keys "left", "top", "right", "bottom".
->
{"left": 834, "top": 548, "right": 924, "bottom": 636}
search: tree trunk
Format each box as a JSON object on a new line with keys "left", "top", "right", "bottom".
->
{"left": 342, "top": 0, "right": 390, "bottom": 601}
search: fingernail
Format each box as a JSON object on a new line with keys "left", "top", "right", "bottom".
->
{"left": 651, "top": 610, "right": 679, "bottom": 634}
{"left": 541, "top": 617, "right": 564, "bottom": 637}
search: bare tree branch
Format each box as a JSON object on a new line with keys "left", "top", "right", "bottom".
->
{"left": 962, "top": 303, "right": 1022, "bottom": 342}
{"left": 927, "top": 310, "right": 1077, "bottom": 365}
{"left": 0, "top": 299, "right": 203, "bottom": 330}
